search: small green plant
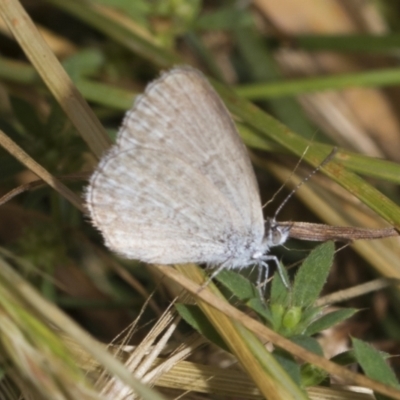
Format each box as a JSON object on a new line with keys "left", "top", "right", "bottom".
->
{"left": 176, "top": 241, "right": 399, "bottom": 391}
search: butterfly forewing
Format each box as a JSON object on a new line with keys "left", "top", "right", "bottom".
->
{"left": 119, "top": 67, "right": 263, "bottom": 231}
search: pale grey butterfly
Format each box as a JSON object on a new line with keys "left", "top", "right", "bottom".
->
{"left": 85, "top": 66, "right": 294, "bottom": 291}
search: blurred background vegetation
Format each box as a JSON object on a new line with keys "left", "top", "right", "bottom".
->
{"left": 1, "top": 0, "right": 400, "bottom": 399}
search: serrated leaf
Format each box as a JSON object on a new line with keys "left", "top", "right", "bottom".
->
{"left": 352, "top": 337, "right": 400, "bottom": 399}
{"left": 292, "top": 242, "right": 334, "bottom": 308}
{"left": 305, "top": 308, "right": 358, "bottom": 336}
{"left": 175, "top": 303, "right": 229, "bottom": 352}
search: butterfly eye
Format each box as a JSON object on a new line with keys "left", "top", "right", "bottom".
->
{"left": 271, "top": 225, "right": 290, "bottom": 246}
{"left": 264, "top": 218, "right": 290, "bottom": 247}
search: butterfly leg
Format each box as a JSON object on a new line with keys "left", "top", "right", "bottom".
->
{"left": 259, "top": 255, "right": 290, "bottom": 289}
{"left": 256, "top": 262, "right": 268, "bottom": 301}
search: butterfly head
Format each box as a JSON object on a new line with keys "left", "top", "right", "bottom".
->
{"left": 263, "top": 217, "right": 291, "bottom": 248}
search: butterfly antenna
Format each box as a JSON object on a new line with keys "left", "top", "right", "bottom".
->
{"left": 273, "top": 147, "right": 338, "bottom": 220}
{"left": 262, "top": 142, "right": 313, "bottom": 210}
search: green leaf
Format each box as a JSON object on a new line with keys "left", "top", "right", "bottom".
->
{"left": 62, "top": 49, "right": 105, "bottom": 79}
{"left": 270, "top": 269, "right": 291, "bottom": 307}
{"left": 294, "top": 306, "right": 323, "bottom": 334}
{"left": 273, "top": 349, "right": 302, "bottom": 386}
{"left": 352, "top": 337, "right": 400, "bottom": 399}
{"left": 274, "top": 336, "right": 324, "bottom": 387}
{"left": 300, "top": 363, "right": 328, "bottom": 387}
{"left": 270, "top": 303, "right": 285, "bottom": 332}
{"left": 215, "top": 269, "right": 258, "bottom": 300}
{"left": 291, "top": 335, "right": 324, "bottom": 357}
{"left": 292, "top": 242, "right": 334, "bottom": 308}
{"left": 246, "top": 297, "right": 274, "bottom": 324}
{"left": 290, "top": 336, "right": 327, "bottom": 386}
{"left": 331, "top": 350, "right": 357, "bottom": 366}
{"left": 175, "top": 304, "right": 229, "bottom": 352}
{"left": 305, "top": 308, "right": 358, "bottom": 336}
{"left": 214, "top": 270, "right": 274, "bottom": 323}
